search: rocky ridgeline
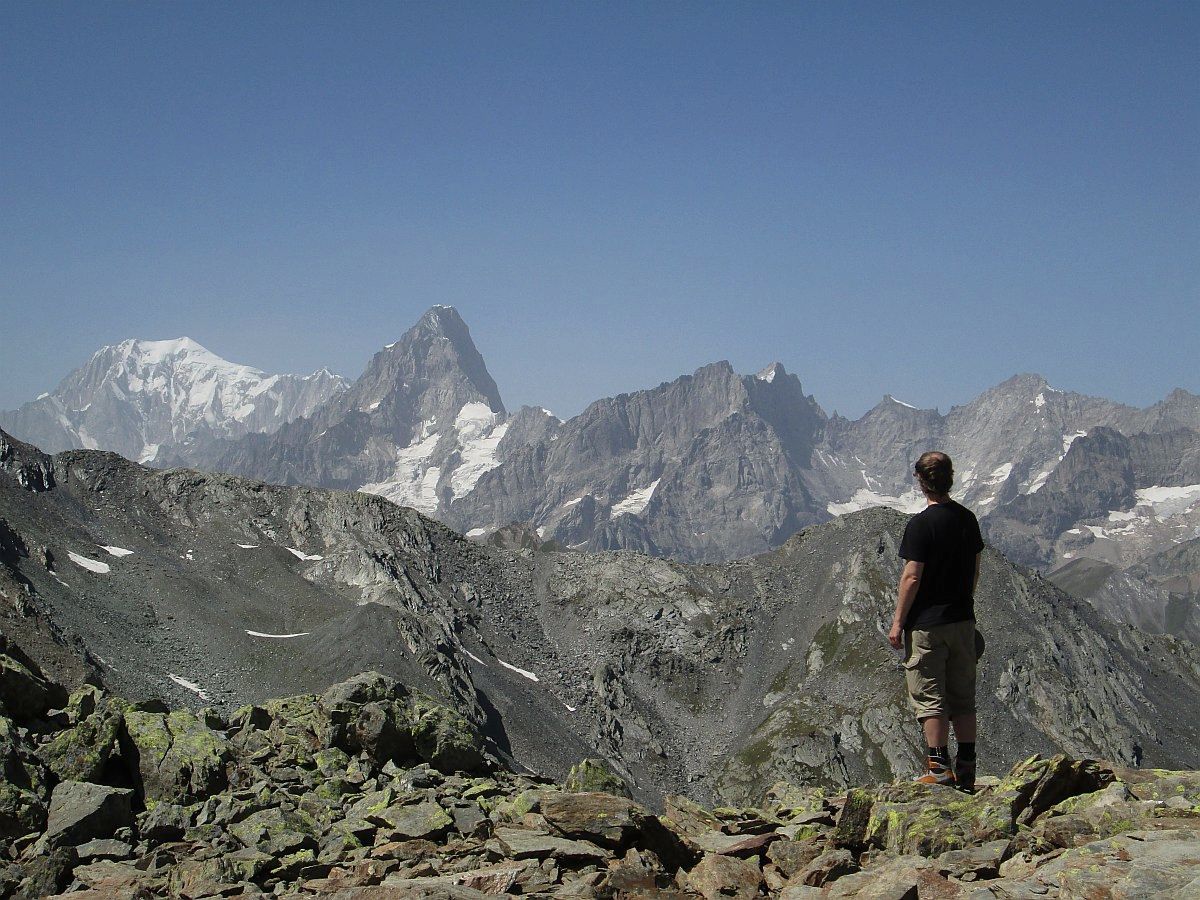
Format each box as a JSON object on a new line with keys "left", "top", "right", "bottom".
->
{"left": 3, "top": 635, "right": 1200, "bottom": 898}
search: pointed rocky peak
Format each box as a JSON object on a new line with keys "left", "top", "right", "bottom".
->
{"left": 755, "top": 362, "right": 785, "bottom": 384}
{"left": 368, "top": 307, "right": 504, "bottom": 417}
{"left": 989, "top": 373, "right": 1056, "bottom": 400}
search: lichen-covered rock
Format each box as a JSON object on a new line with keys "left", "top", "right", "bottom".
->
{"left": 39, "top": 698, "right": 126, "bottom": 783}
{"left": 865, "top": 782, "right": 1014, "bottom": 857}
{"left": 407, "top": 692, "right": 487, "bottom": 774}
{"left": 121, "top": 704, "right": 231, "bottom": 804}
{"left": 565, "top": 758, "right": 631, "bottom": 797}
{"left": 832, "top": 786, "right": 874, "bottom": 850}
{"left": 989, "top": 826, "right": 1200, "bottom": 897}
{"left": 377, "top": 799, "right": 454, "bottom": 840}
{"left": 0, "top": 714, "right": 52, "bottom": 840}
{"left": 991, "top": 753, "right": 1114, "bottom": 826}
{"left": 540, "top": 792, "right": 642, "bottom": 849}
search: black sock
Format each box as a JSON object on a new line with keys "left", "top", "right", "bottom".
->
{"left": 927, "top": 745, "right": 951, "bottom": 767}
{"left": 957, "top": 742, "right": 976, "bottom": 764}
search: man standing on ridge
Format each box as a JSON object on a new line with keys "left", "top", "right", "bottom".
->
{"left": 888, "top": 451, "right": 985, "bottom": 791}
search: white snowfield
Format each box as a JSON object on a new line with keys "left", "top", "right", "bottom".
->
{"left": 827, "top": 488, "right": 925, "bottom": 517}
{"left": 497, "top": 658, "right": 539, "bottom": 682}
{"left": 286, "top": 548, "right": 324, "bottom": 561}
{"left": 1136, "top": 484, "right": 1200, "bottom": 519}
{"left": 236, "top": 543, "right": 259, "bottom": 549}
{"left": 68, "top": 551, "right": 110, "bottom": 574}
{"left": 448, "top": 403, "right": 509, "bottom": 500}
{"left": 360, "top": 402, "right": 509, "bottom": 515}
{"left": 99, "top": 545, "right": 134, "bottom": 557}
{"left": 463, "top": 648, "right": 487, "bottom": 666}
{"left": 245, "top": 630, "right": 311, "bottom": 639}
{"left": 167, "top": 673, "right": 210, "bottom": 701}
{"left": 611, "top": 479, "right": 661, "bottom": 517}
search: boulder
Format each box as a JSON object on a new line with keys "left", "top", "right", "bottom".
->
{"left": 832, "top": 787, "right": 874, "bottom": 850}
{"left": 407, "top": 692, "right": 487, "bottom": 774}
{"left": 493, "top": 826, "right": 610, "bottom": 862}
{"left": 121, "top": 705, "right": 231, "bottom": 804}
{"left": 823, "top": 854, "right": 960, "bottom": 899}
{"left": 0, "top": 715, "right": 51, "bottom": 840}
{"left": 45, "top": 781, "right": 134, "bottom": 846}
{"left": 39, "top": 698, "right": 126, "bottom": 783}
{"left": 564, "top": 758, "right": 631, "bottom": 797}
{"left": 16, "top": 846, "right": 77, "bottom": 898}
{"left": 684, "top": 852, "right": 763, "bottom": 899}
{"left": 865, "top": 782, "right": 1013, "bottom": 857}
{"left": 378, "top": 800, "right": 454, "bottom": 841}
{"left": 794, "top": 847, "right": 858, "bottom": 887}
{"left": 0, "top": 635, "right": 66, "bottom": 722}
{"left": 766, "top": 837, "right": 825, "bottom": 879}
{"left": 989, "top": 826, "right": 1200, "bottom": 897}
{"left": 540, "top": 792, "right": 641, "bottom": 849}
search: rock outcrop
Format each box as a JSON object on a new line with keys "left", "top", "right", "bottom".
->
{"left": 1, "top": 637, "right": 1198, "bottom": 898}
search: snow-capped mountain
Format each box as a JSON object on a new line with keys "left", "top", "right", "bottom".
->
{"left": 0, "top": 338, "right": 348, "bottom": 463}
{"left": 7, "top": 309, "right": 1197, "bottom": 613}
{"left": 161, "top": 306, "right": 514, "bottom": 500}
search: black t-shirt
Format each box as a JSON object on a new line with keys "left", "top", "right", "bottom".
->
{"left": 898, "top": 500, "right": 985, "bottom": 628}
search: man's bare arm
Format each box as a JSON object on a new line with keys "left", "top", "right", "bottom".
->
{"left": 889, "top": 560, "right": 924, "bottom": 649}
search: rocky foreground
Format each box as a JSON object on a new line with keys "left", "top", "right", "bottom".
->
{"left": 3, "top": 635, "right": 1200, "bottom": 899}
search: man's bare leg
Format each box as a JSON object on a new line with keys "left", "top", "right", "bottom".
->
{"left": 951, "top": 713, "right": 976, "bottom": 743}
{"left": 922, "top": 715, "right": 949, "bottom": 747}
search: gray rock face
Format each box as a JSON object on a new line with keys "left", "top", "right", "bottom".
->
{"left": 0, "top": 337, "right": 347, "bottom": 463}
{"left": 3, "top": 433, "right": 1200, "bottom": 807}
{"left": 166, "top": 306, "right": 509, "bottom": 499}
{"left": 448, "top": 360, "right": 827, "bottom": 562}
{"left": 45, "top": 780, "right": 134, "bottom": 846}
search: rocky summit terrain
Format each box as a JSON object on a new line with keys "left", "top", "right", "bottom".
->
{"left": 3, "top": 636, "right": 1200, "bottom": 898}
{"left": 4, "top": 427, "right": 1200, "bottom": 814}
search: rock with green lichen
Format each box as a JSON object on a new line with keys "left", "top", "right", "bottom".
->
{"left": 120, "top": 705, "right": 232, "bottom": 804}
{"left": 0, "top": 714, "right": 52, "bottom": 840}
{"left": 406, "top": 691, "right": 487, "bottom": 774}
{"left": 864, "top": 782, "right": 1014, "bottom": 857}
{"left": 39, "top": 698, "right": 126, "bottom": 783}
{"left": 565, "top": 758, "right": 631, "bottom": 797}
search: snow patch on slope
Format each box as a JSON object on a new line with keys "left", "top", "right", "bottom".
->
{"left": 497, "top": 658, "right": 540, "bottom": 682}
{"left": 611, "top": 480, "right": 661, "bottom": 517}
{"left": 68, "top": 552, "right": 110, "bottom": 574}
{"left": 827, "top": 489, "right": 926, "bottom": 517}
{"left": 167, "top": 673, "right": 210, "bottom": 701}
{"left": 360, "top": 432, "right": 443, "bottom": 514}
{"left": 449, "top": 403, "right": 509, "bottom": 499}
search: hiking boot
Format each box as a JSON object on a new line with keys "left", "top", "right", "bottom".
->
{"left": 954, "top": 758, "right": 977, "bottom": 793}
{"left": 913, "top": 759, "right": 956, "bottom": 786}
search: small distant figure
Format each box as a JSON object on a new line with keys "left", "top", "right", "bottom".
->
{"left": 888, "top": 451, "right": 985, "bottom": 792}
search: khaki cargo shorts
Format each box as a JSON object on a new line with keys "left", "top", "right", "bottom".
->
{"left": 903, "top": 620, "right": 979, "bottom": 719}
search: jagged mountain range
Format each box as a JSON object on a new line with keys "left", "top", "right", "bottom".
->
{"left": 0, "top": 337, "right": 348, "bottom": 464}
{"left": 3, "top": 427, "right": 1200, "bottom": 807}
{"left": 3, "top": 307, "right": 1198, "bottom": 639}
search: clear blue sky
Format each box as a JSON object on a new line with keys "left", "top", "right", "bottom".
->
{"left": 2, "top": 2, "right": 1196, "bottom": 418}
